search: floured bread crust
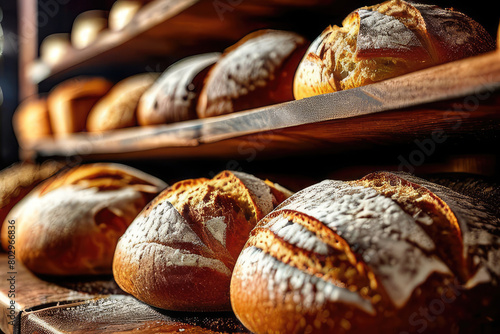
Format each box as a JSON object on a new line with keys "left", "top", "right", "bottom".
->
{"left": 1, "top": 163, "right": 166, "bottom": 275}
{"left": 293, "top": 0, "right": 495, "bottom": 99}
{"left": 138, "top": 53, "right": 220, "bottom": 125}
{"left": 231, "top": 172, "right": 500, "bottom": 333}
{"left": 112, "top": 170, "right": 292, "bottom": 311}
{"left": 197, "top": 30, "right": 308, "bottom": 118}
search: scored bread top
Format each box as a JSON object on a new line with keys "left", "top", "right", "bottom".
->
{"left": 293, "top": 0, "right": 495, "bottom": 99}
{"left": 1, "top": 163, "right": 167, "bottom": 275}
{"left": 241, "top": 179, "right": 450, "bottom": 311}
{"left": 197, "top": 29, "right": 308, "bottom": 118}
{"left": 112, "top": 170, "right": 292, "bottom": 311}
{"left": 232, "top": 171, "right": 500, "bottom": 323}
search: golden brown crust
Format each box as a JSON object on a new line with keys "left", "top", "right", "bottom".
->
{"left": 87, "top": 73, "right": 158, "bottom": 132}
{"left": 293, "top": 0, "right": 495, "bottom": 99}
{"left": 47, "top": 77, "right": 113, "bottom": 136}
{"left": 137, "top": 53, "right": 220, "bottom": 125}
{"left": 1, "top": 163, "right": 166, "bottom": 275}
{"left": 13, "top": 96, "right": 53, "bottom": 147}
{"left": 112, "top": 170, "right": 292, "bottom": 311}
{"left": 231, "top": 172, "right": 500, "bottom": 333}
{"left": 197, "top": 30, "right": 308, "bottom": 118}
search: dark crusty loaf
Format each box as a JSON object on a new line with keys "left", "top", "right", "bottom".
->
{"left": 138, "top": 53, "right": 220, "bottom": 125}
{"left": 197, "top": 30, "right": 308, "bottom": 118}
{"left": 231, "top": 171, "right": 499, "bottom": 333}
{"left": 293, "top": 0, "right": 496, "bottom": 99}
{"left": 1, "top": 163, "right": 166, "bottom": 275}
{"left": 112, "top": 170, "right": 292, "bottom": 311}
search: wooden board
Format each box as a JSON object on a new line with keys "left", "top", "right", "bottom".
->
{"left": 21, "top": 50, "right": 500, "bottom": 161}
{"left": 0, "top": 254, "right": 248, "bottom": 334}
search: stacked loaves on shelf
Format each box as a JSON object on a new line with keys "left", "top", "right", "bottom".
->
{"left": 16, "top": 0, "right": 495, "bottom": 149}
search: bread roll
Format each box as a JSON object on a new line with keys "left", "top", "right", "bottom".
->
{"left": 87, "top": 73, "right": 159, "bottom": 132}
{"left": 293, "top": 0, "right": 496, "bottom": 99}
{"left": 113, "top": 170, "right": 292, "bottom": 311}
{"left": 13, "top": 96, "right": 52, "bottom": 147}
{"left": 197, "top": 30, "right": 308, "bottom": 118}
{"left": 0, "top": 161, "right": 63, "bottom": 238}
{"left": 231, "top": 171, "right": 500, "bottom": 333}
{"left": 1, "top": 163, "right": 166, "bottom": 275}
{"left": 138, "top": 53, "right": 220, "bottom": 125}
{"left": 40, "top": 33, "right": 71, "bottom": 65}
{"left": 47, "top": 77, "right": 113, "bottom": 136}
{"left": 109, "top": 0, "right": 145, "bottom": 31}
{"left": 71, "top": 10, "right": 108, "bottom": 49}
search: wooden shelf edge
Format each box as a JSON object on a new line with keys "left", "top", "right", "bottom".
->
{"left": 22, "top": 50, "right": 500, "bottom": 161}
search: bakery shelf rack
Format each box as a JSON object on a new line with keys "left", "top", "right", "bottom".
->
{"left": 21, "top": 0, "right": 341, "bottom": 98}
{"left": 21, "top": 49, "right": 500, "bottom": 164}
{"left": 4, "top": 1, "right": 500, "bottom": 333}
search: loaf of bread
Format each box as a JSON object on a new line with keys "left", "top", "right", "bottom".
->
{"left": 87, "top": 73, "right": 159, "bottom": 132}
{"left": 0, "top": 161, "right": 64, "bottom": 239}
{"left": 197, "top": 30, "right": 308, "bottom": 118}
{"left": 138, "top": 53, "right": 220, "bottom": 125}
{"left": 293, "top": 0, "right": 496, "bottom": 100}
{"left": 231, "top": 171, "right": 500, "bottom": 333}
{"left": 1, "top": 163, "right": 166, "bottom": 275}
{"left": 47, "top": 77, "right": 113, "bottom": 136}
{"left": 13, "top": 96, "right": 52, "bottom": 147}
{"left": 71, "top": 10, "right": 108, "bottom": 49}
{"left": 113, "top": 170, "right": 292, "bottom": 311}
{"left": 109, "top": 0, "right": 149, "bottom": 31}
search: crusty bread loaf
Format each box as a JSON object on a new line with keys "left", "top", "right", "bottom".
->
{"left": 231, "top": 171, "right": 500, "bottom": 333}
{"left": 138, "top": 53, "right": 220, "bottom": 125}
{"left": 0, "top": 161, "right": 64, "bottom": 240}
{"left": 112, "top": 170, "right": 292, "bottom": 311}
{"left": 13, "top": 96, "right": 52, "bottom": 147}
{"left": 1, "top": 163, "right": 166, "bottom": 275}
{"left": 47, "top": 77, "right": 113, "bottom": 136}
{"left": 71, "top": 10, "right": 108, "bottom": 49}
{"left": 87, "top": 73, "right": 159, "bottom": 132}
{"left": 293, "top": 0, "right": 496, "bottom": 99}
{"left": 197, "top": 30, "right": 308, "bottom": 118}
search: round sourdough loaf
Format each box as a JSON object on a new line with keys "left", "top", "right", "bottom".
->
{"left": 112, "top": 170, "right": 292, "bottom": 311}
{"left": 197, "top": 30, "right": 308, "bottom": 118}
{"left": 230, "top": 171, "right": 500, "bottom": 333}
{"left": 1, "top": 163, "right": 166, "bottom": 275}
{"left": 293, "top": 0, "right": 495, "bottom": 99}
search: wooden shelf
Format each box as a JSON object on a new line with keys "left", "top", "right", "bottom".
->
{"left": 28, "top": 0, "right": 336, "bottom": 85}
{"left": 0, "top": 254, "right": 248, "bottom": 334}
{"left": 21, "top": 50, "right": 500, "bottom": 162}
